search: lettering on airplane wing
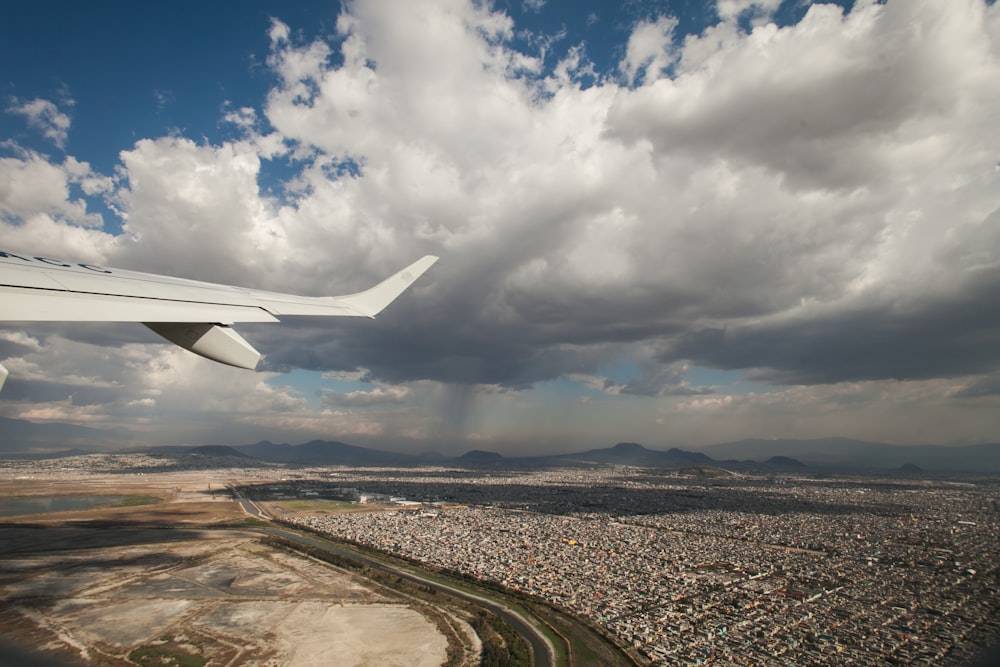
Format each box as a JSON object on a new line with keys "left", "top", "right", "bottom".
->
{"left": 0, "top": 251, "right": 114, "bottom": 274}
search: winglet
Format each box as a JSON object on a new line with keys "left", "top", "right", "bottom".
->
{"left": 333, "top": 255, "right": 439, "bottom": 318}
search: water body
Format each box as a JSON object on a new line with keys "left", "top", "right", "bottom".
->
{"left": 0, "top": 495, "right": 125, "bottom": 517}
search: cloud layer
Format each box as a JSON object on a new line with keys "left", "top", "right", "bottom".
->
{"left": 2, "top": 0, "right": 999, "bottom": 452}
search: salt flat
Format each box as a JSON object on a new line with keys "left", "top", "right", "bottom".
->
{"left": 0, "top": 467, "right": 457, "bottom": 666}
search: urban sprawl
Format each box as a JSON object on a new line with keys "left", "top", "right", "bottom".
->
{"left": 4, "top": 455, "right": 997, "bottom": 665}
{"left": 276, "top": 466, "right": 999, "bottom": 665}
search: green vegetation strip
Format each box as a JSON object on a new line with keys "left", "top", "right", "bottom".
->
{"left": 283, "top": 527, "right": 634, "bottom": 666}
{"left": 279, "top": 499, "right": 358, "bottom": 511}
{"left": 128, "top": 643, "right": 206, "bottom": 667}
{"left": 289, "top": 524, "right": 641, "bottom": 667}
{"left": 115, "top": 495, "right": 162, "bottom": 507}
{"left": 261, "top": 522, "right": 641, "bottom": 667}
{"left": 238, "top": 517, "right": 270, "bottom": 527}
{"left": 260, "top": 534, "right": 534, "bottom": 666}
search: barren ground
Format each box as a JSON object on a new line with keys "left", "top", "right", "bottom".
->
{"left": 0, "top": 470, "right": 464, "bottom": 666}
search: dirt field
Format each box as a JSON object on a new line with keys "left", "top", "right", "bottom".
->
{"left": 0, "top": 470, "right": 465, "bottom": 666}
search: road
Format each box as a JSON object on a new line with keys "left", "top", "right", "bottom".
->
{"left": 229, "top": 485, "right": 557, "bottom": 666}
{"left": 228, "top": 485, "right": 265, "bottom": 519}
{"left": 259, "top": 525, "right": 558, "bottom": 667}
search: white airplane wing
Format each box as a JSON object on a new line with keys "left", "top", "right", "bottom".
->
{"left": 0, "top": 251, "right": 438, "bottom": 390}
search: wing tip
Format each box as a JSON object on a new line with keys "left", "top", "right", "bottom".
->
{"left": 340, "top": 254, "right": 439, "bottom": 317}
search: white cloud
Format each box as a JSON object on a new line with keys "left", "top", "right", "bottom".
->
{"left": 2, "top": 0, "right": 999, "bottom": 451}
{"left": 0, "top": 330, "right": 42, "bottom": 352}
{"left": 0, "top": 152, "right": 106, "bottom": 224}
{"left": 620, "top": 16, "right": 679, "bottom": 85}
{"left": 322, "top": 384, "right": 412, "bottom": 408}
{"left": 109, "top": 137, "right": 277, "bottom": 284}
{"left": 0, "top": 150, "right": 116, "bottom": 262}
{"left": 716, "top": 0, "right": 783, "bottom": 23}
{"left": 222, "top": 105, "right": 258, "bottom": 131}
{"left": 670, "top": 377, "right": 989, "bottom": 446}
{"left": 606, "top": 0, "right": 1000, "bottom": 311}
{"left": 0, "top": 332, "right": 315, "bottom": 440}
{"left": 322, "top": 369, "right": 371, "bottom": 382}
{"left": 6, "top": 97, "right": 72, "bottom": 148}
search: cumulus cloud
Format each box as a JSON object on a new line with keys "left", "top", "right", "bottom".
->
{"left": 0, "top": 330, "right": 42, "bottom": 352}
{"left": 108, "top": 136, "right": 274, "bottom": 284}
{"left": 716, "top": 0, "right": 783, "bottom": 23}
{"left": 7, "top": 97, "right": 72, "bottom": 148}
{"left": 569, "top": 357, "right": 711, "bottom": 397}
{"left": 0, "top": 149, "right": 116, "bottom": 262}
{"left": 0, "top": 151, "right": 110, "bottom": 226}
{"left": 0, "top": 330, "right": 319, "bottom": 443}
{"left": 670, "top": 377, "right": 992, "bottom": 447}
{"left": 222, "top": 105, "right": 259, "bottom": 132}
{"left": 2, "top": 0, "right": 999, "bottom": 450}
{"left": 620, "top": 16, "right": 679, "bottom": 85}
{"left": 322, "top": 384, "right": 412, "bottom": 408}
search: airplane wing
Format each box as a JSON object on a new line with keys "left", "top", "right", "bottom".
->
{"left": 0, "top": 251, "right": 438, "bottom": 390}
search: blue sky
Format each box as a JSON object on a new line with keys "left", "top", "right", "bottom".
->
{"left": 2, "top": 0, "right": 999, "bottom": 455}
{"left": 1, "top": 0, "right": 853, "bottom": 175}
{"left": 4, "top": 3, "right": 314, "bottom": 169}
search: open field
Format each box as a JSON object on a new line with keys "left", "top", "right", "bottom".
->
{"left": 263, "top": 499, "right": 382, "bottom": 516}
{"left": 0, "top": 471, "right": 246, "bottom": 526}
{"left": 0, "top": 471, "right": 473, "bottom": 666}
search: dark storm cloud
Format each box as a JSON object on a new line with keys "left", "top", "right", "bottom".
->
{"left": 254, "top": 311, "right": 621, "bottom": 389}
{"left": 3, "top": 0, "right": 999, "bottom": 450}
{"left": 7, "top": 322, "right": 166, "bottom": 348}
{"left": 619, "top": 363, "right": 713, "bottom": 397}
{"left": 256, "top": 192, "right": 999, "bottom": 392}
{"left": 0, "top": 377, "right": 121, "bottom": 405}
{"left": 22, "top": 0, "right": 994, "bottom": 399}
{"left": 954, "top": 374, "right": 1000, "bottom": 398}
{"left": 667, "top": 266, "right": 1000, "bottom": 385}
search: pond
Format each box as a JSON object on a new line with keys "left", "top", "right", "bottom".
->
{"left": 0, "top": 495, "right": 127, "bottom": 517}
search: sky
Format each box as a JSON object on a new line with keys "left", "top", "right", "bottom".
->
{"left": 1, "top": 0, "right": 999, "bottom": 456}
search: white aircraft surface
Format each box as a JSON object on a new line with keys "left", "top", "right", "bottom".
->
{"left": 0, "top": 250, "right": 438, "bottom": 391}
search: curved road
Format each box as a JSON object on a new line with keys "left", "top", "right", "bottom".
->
{"left": 227, "top": 487, "right": 556, "bottom": 666}
{"left": 260, "top": 526, "right": 557, "bottom": 667}
{"left": 229, "top": 486, "right": 265, "bottom": 519}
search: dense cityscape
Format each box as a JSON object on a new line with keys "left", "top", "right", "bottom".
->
{"left": 2, "top": 453, "right": 998, "bottom": 665}
{"left": 271, "top": 466, "right": 1000, "bottom": 665}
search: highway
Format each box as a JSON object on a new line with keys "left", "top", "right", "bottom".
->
{"left": 228, "top": 485, "right": 266, "bottom": 519}
{"left": 260, "top": 526, "right": 557, "bottom": 667}
{"left": 228, "top": 486, "right": 557, "bottom": 666}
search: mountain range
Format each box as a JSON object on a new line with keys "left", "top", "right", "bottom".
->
{"left": 144, "top": 438, "right": 1000, "bottom": 473}
{"left": 2, "top": 415, "right": 999, "bottom": 473}
{"left": 700, "top": 437, "right": 1000, "bottom": 473}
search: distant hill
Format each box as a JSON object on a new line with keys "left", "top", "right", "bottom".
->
{"left": 454, "top": 450, "right": 506, "bottom": 465}
{"left": 699, "top": 438, "right": 1000, "bottom": 473}
{"left": 137, "top": 445, "right": 198, "bottom": 456}
{"left": 234, "top": 440, "right": 419, "bottom": 466}
{"left": 553, "top": 442, "right": 715, "bottom": 467}
{"left": 3, "top": 415, "right": 999, "bottom": 473}
{"left": 221, "top": 441, "right": 721, "bottom": 469}
{"left": 0, "top": 416, "right": 126, "bottom": 454}
{"left": 0, "top": 448, "right": 95, "bottom": 461}
{"left": 187, "top": 445, "right": 251, "bottom": 459}
{"left": 764, "top": 455, "right": 806, "bottom": 468}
